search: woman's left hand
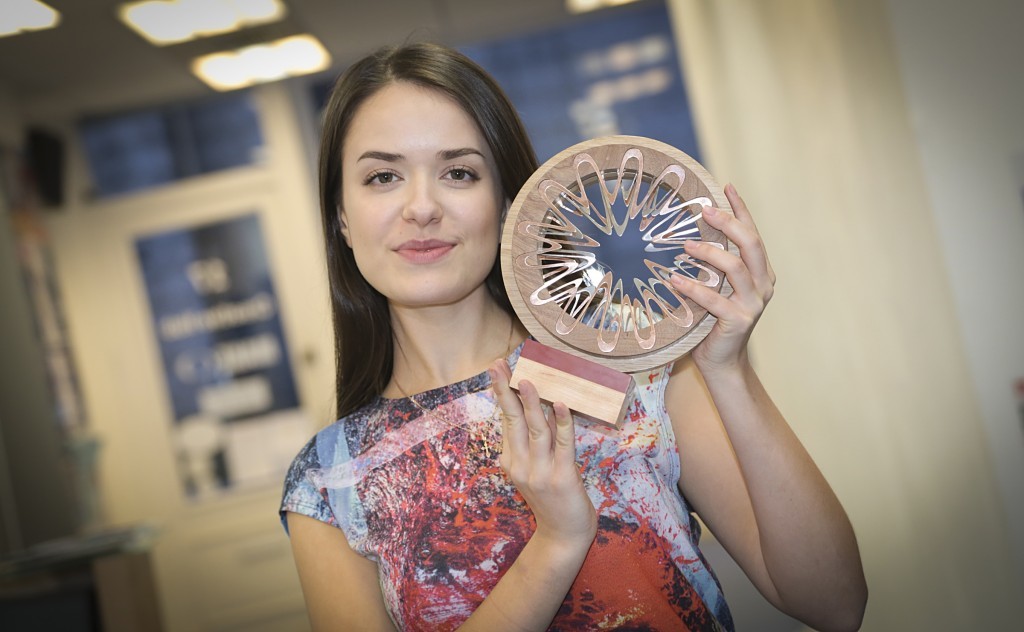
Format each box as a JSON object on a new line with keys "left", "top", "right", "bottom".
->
{"left": 670, "top": 183, "right": 776, "bottom": 374}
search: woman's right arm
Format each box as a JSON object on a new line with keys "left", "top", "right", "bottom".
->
{"left": 289, "top": 360, "right": 597, "bottom": 631}
{"left": 287, "top": 511, "right": 398, "bottom": 631}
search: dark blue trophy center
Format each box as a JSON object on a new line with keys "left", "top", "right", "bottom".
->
{"left": 568, "top": 173, "right": 693, "bottom": 305}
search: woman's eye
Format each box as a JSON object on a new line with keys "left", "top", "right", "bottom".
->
{"left": 367, "top": 171, "right": 396, "bottom": 185}
{"left": 446, "top": 167, "right": 477, "bottom": 182}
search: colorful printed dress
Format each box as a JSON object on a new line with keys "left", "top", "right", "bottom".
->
{"left": 280, "top": 342, "right": 734, "bottom": 631}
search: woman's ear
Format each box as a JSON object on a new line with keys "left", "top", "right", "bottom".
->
{"left": 338, "top": 204, "right": 352, "bottom": 247}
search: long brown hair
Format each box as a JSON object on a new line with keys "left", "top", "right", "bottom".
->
{"left": 318, "top": 42, "right": 539, "bottom": 418}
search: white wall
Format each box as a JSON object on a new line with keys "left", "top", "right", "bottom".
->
{"left": 884, "top": 0, "right": 1024, "bottom": 577}
{"left": 669, "top": 0, "right": 1023, "bottom": 629}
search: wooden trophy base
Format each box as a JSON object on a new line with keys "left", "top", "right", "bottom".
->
{"left": 511, "top": 339, "right": 635, "bottom": 428}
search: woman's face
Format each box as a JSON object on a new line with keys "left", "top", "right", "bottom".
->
{"left": 339, "top": 81, "right": 505, "bottom": 311}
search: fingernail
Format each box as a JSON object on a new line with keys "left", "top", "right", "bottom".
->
{"left": 726, "top": 183, "right": 736, "bottom": 195}
{"left": 703, "top": 206, "right": 718, "bottom": 218}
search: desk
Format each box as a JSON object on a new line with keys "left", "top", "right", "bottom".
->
{"left": 0, "top": 526, "right": 163, "bottom": 631}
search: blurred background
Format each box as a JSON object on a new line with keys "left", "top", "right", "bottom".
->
{"left": 0, "top": 0, "right": 1021, "bottom": 630}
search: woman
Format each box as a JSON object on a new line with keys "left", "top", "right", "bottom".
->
{"left": 281, "top": 42, "right": 867, "bottom": 631}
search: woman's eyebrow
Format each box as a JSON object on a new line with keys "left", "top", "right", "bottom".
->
{"left": 438, "top": 147, "right": 484, "bottom": 160}
{"left": 357, "top": 150, "right": 402, "bottom": 162}
{"left": 356, "top": 148, "right": 483, "bottom": 162}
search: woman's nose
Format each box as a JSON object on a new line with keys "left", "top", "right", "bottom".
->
{"left": 401, "top": 176, "right": 442, "bottom": 226}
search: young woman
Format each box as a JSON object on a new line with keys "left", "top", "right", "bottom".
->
{"left": 281, "top": 42, "right": 867, "bottom": 631}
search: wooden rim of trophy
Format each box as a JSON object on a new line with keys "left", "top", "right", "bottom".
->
{"left": 501, "top": 135, "right": 738, "bottom": 373}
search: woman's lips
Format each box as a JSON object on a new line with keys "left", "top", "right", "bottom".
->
{"left": 395, "top": 239, "right": 455, "bottom": 263}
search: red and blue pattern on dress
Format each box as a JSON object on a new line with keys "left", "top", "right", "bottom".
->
{"left": 281, "top": 342, "right": 734, "bottom": 631}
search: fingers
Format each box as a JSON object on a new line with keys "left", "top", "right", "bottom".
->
{"left": 683, "top": 237, "right": 756, "bottom": 297}
{"left": 703, "top": 184, "right": 776, "bottom": 289}
{"left": 517, "top": 379, "right": 554, "bottom": 468}
{"left": 489, "top": 359, "right": 578, "bottom": 480}
{"left": 669, "top": 272, "right": 735, "bottom": 318}
{"left": 551, "top": 402, "right": 576, "bottom": 471}
{"left": 664, "top": 185, "right": 778, "bottom": 334}
{"left": 489, "top": 365, "right": 593, "bottom": 541}
{"left": 673, "top": 185, "right": 774, "bottom": 302}
{"left": 724, "top": 182, "right": 757, "bottom": 229}
{"left": 489, "top": 360, "right": 527, "bottom": 466}
{"left": 727, "top": 183, "right": 776, "bottom": 285}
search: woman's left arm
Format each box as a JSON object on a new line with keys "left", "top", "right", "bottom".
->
{"left": 667, "top": 184, "right": 867, "bottom": 632}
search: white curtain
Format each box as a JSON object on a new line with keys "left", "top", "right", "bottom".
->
{"left": 667, "top": 0, "right": 1023, "bottom": 629}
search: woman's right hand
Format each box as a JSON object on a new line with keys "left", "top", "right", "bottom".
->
{"left": 489, "top": 359, "right": 598, "bottom": 547}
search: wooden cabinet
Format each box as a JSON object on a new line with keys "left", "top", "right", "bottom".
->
{"left": 152, "top": 488, "right": 309, "bottom": 631}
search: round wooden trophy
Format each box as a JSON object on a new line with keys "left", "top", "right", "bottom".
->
{"left": 501, "top": 135, "right": 737, "bottom": 427}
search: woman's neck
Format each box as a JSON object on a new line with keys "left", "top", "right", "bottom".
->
{"left": 385, "top": 293, "right": 524, "bottom": 397}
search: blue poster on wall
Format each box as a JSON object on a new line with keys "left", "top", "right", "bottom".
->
{"left": 308, "top": 2, "right": 699, "bottom": 164}
{"left": 135, "top": 213, "right": 299, "bottom": 424}
{"left": 460, "top": 0, "right": 700, "bottom": 163}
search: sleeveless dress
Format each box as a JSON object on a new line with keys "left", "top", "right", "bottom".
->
{"left": 280, "top": 341, "right": 734, "bottom": 631}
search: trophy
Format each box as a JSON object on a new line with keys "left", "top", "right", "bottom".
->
{"left": 501, "top": 136, "right": 737, "bottom": 427}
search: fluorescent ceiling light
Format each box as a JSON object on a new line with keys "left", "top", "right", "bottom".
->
{"left": 0, "top": 0, "right": 60, "bottom": 38}
{"left": 565, "top": 0, "right": 640, "bottom": 15}
{"left": 119, "top": 0, "right": 286, "bottom": 45}
{"left": 192, "top": 34, "right": 331, "bottom": 91}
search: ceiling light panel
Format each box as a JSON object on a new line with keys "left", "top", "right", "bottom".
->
{"left": 0, "top": 0, "right": 60, "bottom": 38}
{"left": 192, "top": 34, "right": 330, "bottom": 91}
{"left": 565, "top": 0, "right": 640, "bottom": 15}
{"left": 119, "top": 0, "right": 287, "bottom": 45}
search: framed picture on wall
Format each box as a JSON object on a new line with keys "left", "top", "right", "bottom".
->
{"left": 460, "top": 0, "right": 701, "bottom": 163}
{"left": 135, "top": 212, "right": 306, "bottom": 499}
{"left": 308, "top": 1, "right": 701, "bottom": 164}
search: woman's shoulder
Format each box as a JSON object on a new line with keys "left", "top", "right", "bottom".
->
{"left": 284, "top": 400, "right": 385, "bottom": 482}
{"left": 280, "top": 402, "right": 387, "bottom": 534}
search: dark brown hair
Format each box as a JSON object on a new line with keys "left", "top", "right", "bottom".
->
{"left": 318, "top": 42, "right": 539, "bottom": 418}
